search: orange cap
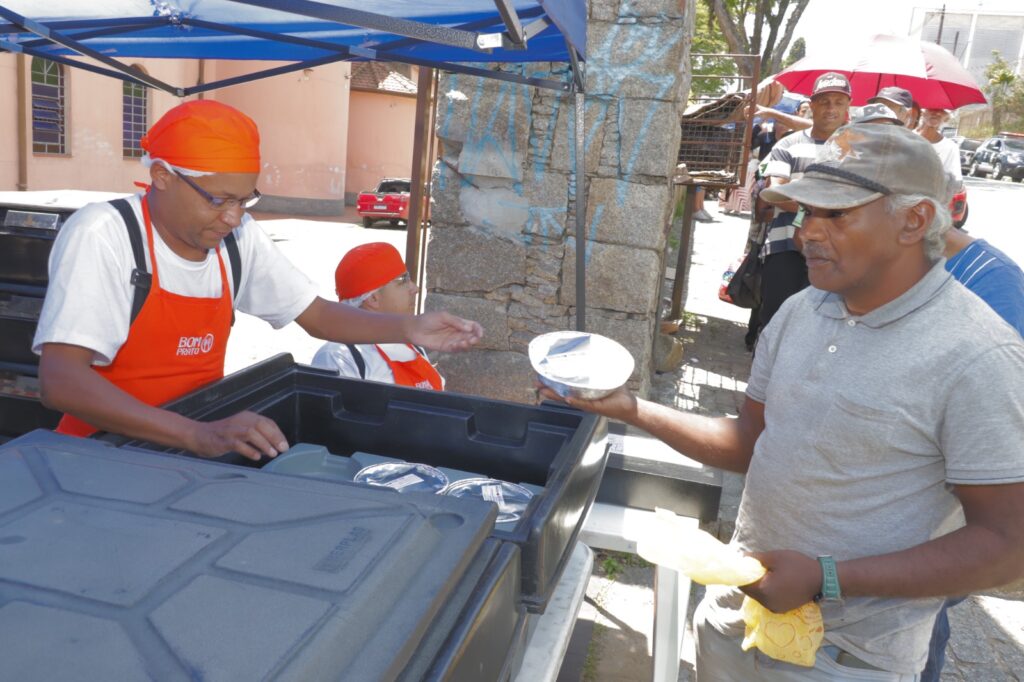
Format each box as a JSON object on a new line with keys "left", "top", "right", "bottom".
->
{"left": 336, "top": 242, "right": 407, "bottom": 300}
{"left": 141, "top": 100, "right": 260, "bottom": 174}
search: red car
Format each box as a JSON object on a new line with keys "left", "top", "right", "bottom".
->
{"left": 357, "top": 178, "right": 410, "bottom": 228}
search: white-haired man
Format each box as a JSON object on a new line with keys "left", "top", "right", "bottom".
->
{"left": 541, "top": 124, "right": 1024, "bottom": 679}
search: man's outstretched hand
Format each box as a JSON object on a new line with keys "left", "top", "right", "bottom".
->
{"left": 536, "top": 384, "right": 639, "bottom": 422}
{"left": 408, "top": 311, "right": 483, "bottom": 352}
{"left": 186, "top": 411, "right": 290, "bottom": 461}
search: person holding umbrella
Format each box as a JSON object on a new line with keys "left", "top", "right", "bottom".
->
{"left": 917, "top": 108, "right": 963, "bottom": 188}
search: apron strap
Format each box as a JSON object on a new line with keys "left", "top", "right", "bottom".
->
{"left": 109, "top": 198, "right": 151, "bottom": 326}
{"left": 345, "top": 344, "right": 367, "bottom": 379}
{"left": 109, "top": 198, "right": 243, "bottom": 327}
{"left": 223, "top": 231, "right": 241, "bottom": 326}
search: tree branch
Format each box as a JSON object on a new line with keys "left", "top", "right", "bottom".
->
{"left": 769, "top": 0, "right": 810, "bottom": 74}
{"left": 709, "top": 0, "right": 750, "bottom": 56}
{"left": 760, "top": 0, "right": 787, "bottom": 71}
{"left": 751, "top": 0, "right": 767, "bottom": 58}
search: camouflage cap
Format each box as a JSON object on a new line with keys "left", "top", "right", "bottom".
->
{"left": 760, "top": 124, "right": 947, "bottom": 210}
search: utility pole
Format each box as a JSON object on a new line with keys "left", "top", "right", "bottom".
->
{"left": 935, "top": 4, "right": 946, "bottom": 46}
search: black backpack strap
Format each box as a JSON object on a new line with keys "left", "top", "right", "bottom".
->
{"left": 345, "top": 344, "right": 366, "bottom": 379}
{"left": 109, "top": 198, "right": 150, "bottom": 326}
{"left": 223, "top": 231, "right": 241, "bottom": 326}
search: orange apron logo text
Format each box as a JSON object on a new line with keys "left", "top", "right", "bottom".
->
{"left": 177, "top": 333, "right": 216, "bottom": 356}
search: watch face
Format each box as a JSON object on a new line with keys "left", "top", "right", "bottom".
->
{"left": 818, "top": 555, "right": 842, "bottom": 601}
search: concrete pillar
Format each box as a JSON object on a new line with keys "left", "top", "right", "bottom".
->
{"left": 426, "top": 0, "right": 694, "bottom": 403}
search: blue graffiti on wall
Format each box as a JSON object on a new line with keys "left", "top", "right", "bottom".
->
{"left": 436, "top": 20, "right": 682, "bottom": 265}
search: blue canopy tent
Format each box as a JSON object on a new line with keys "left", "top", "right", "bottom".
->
{"left": 0, "top": 0, "right": 591, "bottom": 328}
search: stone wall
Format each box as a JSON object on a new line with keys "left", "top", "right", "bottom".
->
{"left": 426, "top": 0, "right": 695, "bottom": 403}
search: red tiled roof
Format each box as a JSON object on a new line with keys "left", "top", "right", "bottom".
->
{"left": 350, "top": 62, "right": 417, "bottom": 95}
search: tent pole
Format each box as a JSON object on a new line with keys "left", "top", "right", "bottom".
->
{"left": 408, "top": 66, "right": 437, "bottom": 313}
{"left": 574, "top": 89, "right": 586, "bottom": 332}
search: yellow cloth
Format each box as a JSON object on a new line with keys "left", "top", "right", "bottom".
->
{"left": 740, "top": 596, "right": 824, "bottom": 667}
{"left": 637, "top": 508, "right": 824, "bottom": 667}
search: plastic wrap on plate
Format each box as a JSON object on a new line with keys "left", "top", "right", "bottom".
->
{"left": 354, "top": 462, "right": 448, "bottom": 494}
{"left": 443, "top": 478, "right": 534, "bottom": 523}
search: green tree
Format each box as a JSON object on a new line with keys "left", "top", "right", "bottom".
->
{"left": 707, "top": 0, "right": 812, "bottom": 78}
{"left": 782, "top": 36, "right": 805, "bottom": 69}
{"left": 690, "top": 0, "right": 738, "bottom": 98}
{"left": 984, "top": 51, "right": 1024, "bottom": 134}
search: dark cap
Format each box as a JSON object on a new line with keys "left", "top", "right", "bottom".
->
{"left": 869, "top": 86, "right": 914, "bottom": 110}
{"left": 812, "top": 72, "right": 851, "bottom": 99}
{"left": 852, "top": 103, "right": 904, "bottom": 126}
{"left": 760, "top": 124, "right": 946, "bottom": 210}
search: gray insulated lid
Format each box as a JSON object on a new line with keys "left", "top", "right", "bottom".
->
{"left": 0, "top": 431, "right": 498, "bottom": 682}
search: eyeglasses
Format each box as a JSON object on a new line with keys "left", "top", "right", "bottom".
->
{"left": 176, "top": 173, "right": 261, "bottom": 211}
{"left": 391, "top": 273, "right": 411, "bottom": 286}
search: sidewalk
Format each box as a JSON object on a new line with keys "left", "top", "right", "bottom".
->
{"left": 570, "top": 202, "right": 1024, "bottom": 681}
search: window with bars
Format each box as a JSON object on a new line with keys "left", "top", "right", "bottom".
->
{"left": 31, "top": 57, "right": 66, "bottom": 155}
{"left": 122, "top": 78, "right": 148, "bottom": 158}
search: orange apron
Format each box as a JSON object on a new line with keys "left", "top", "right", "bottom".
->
{"left": 374, "top": 344, "right": 443, "bottom": 390}
{"left": 57, "top": 197, "right": 233, "bottom": 437}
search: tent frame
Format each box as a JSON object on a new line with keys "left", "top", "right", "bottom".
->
{"left": 0, "top": 0, "right": 590, "bottom": 329}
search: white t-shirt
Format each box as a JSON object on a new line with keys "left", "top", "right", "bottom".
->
{"left": 33, "top": 194, "right": 318, "bottom": 366}
{"left": 311, "top": 341, "right": 445, "bottom": 389}
{"left": 931, "top": 136, "right": 963, "bottom": 184}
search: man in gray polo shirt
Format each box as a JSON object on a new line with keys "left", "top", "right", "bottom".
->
{"left": 540, "top": 124, "right": 1024, "bottom": 679}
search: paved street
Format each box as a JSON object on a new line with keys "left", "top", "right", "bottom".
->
{"left": 959, "top": 175, "right": 1024, "bottom": 266}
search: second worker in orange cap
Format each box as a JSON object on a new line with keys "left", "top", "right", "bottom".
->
{"left": 35, "top": 100, "right": 479, "bottom": 461}
{"left": 311, "top": 242, "right": 443, "bottom": 390}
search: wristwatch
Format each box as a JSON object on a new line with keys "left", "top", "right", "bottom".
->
{"left": 814, "top": 555, "right": 843, "bottom": 603}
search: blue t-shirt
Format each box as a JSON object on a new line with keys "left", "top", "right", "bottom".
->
{"left": 946, "top": 239, "right": 1024, "bottom": 337}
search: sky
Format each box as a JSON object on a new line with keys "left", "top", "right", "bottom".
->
{"left": 793, "top": 0, "right": 1024, "bottom": 60}
{"left": 793, "top": 0, "right": 918, "bottom": 58}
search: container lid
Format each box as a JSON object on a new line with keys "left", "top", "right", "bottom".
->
{"left": 354, "top": 462, "right": 449, "bottom": 494}
{"left": 443, "top": 478, "right": 535, "bottom": 523}
{"left": 0, "top": 430, "right": 497, "bottom": 681}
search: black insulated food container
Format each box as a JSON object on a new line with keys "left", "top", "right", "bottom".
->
{"left": 104, "top": 353, "right": 609, "bottom": 613}
{"left": 0, "top": 430, "right": 526, "bottom": 681}
{"left": 0, "top": 201, "right": 76, "bottom": 442}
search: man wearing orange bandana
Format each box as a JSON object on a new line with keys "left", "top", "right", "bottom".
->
{"left": 312, "top": 242, "right": 444, "bottom": 390}
{"left": 34, "top": 100, "right": 480, "bottom": 461}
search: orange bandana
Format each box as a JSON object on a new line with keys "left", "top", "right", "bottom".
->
{"left": 336, "top": 242, "right": 406, "bottom": 299}
{"left": 141, "top": 100, "right": 260, "bottom": 173}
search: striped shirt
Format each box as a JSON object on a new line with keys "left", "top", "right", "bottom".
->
{"left": 946, "top": 239, "right": 1024, "bottom": 337}
{"left": 761, "top": 131, "right": 826, "bottom": 256}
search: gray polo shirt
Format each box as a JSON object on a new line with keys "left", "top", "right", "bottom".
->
{"left": 702, "top": 261, "right": 1024, "bottom": 674}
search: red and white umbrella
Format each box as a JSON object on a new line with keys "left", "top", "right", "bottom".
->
{"left": 774, "top": 34, "right": 986, "bottom": 109}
